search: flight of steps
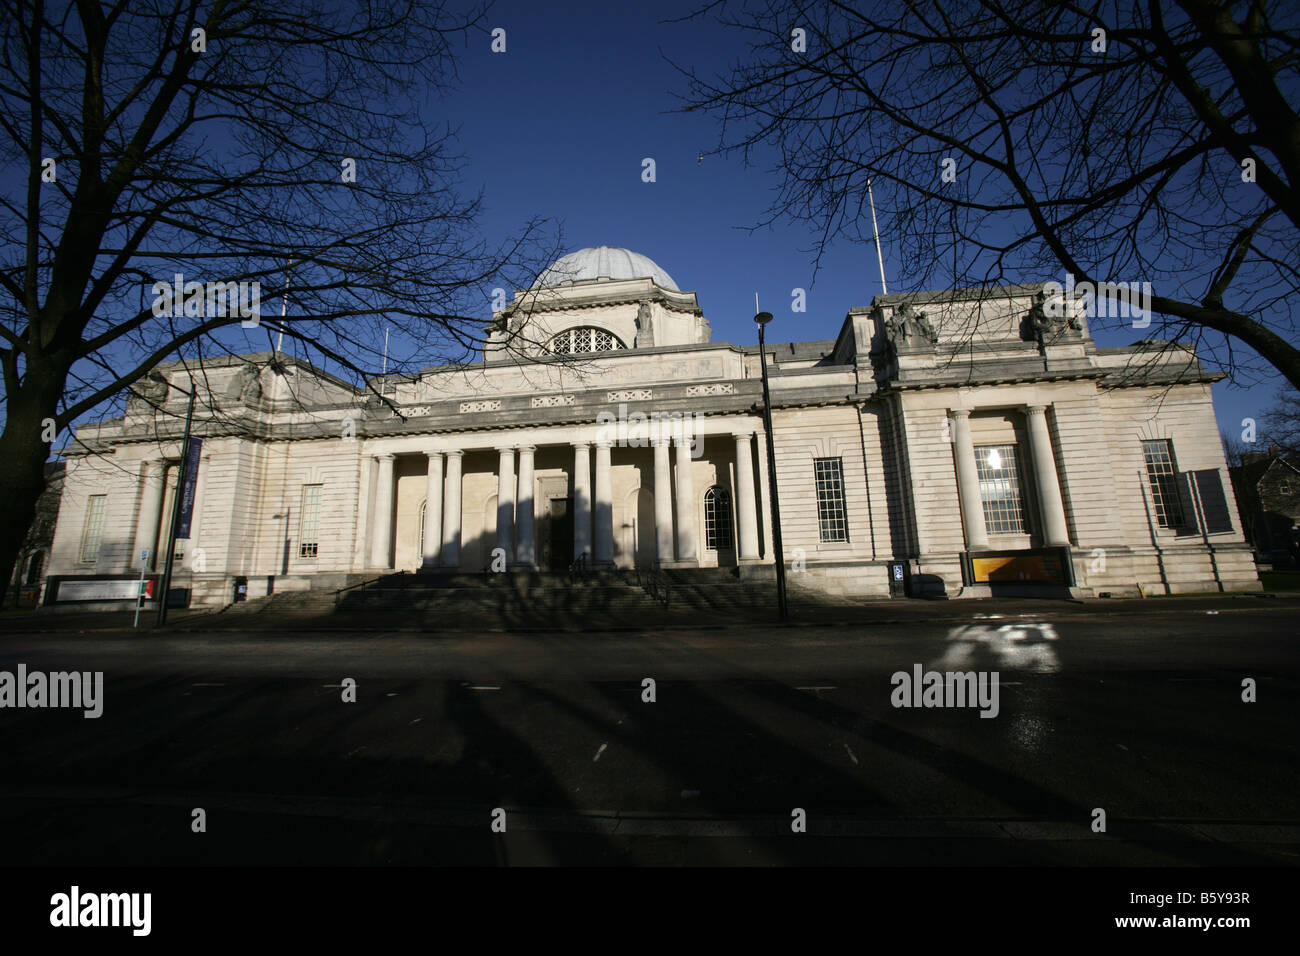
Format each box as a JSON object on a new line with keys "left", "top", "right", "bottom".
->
{"left": 335, "top": 569, "right": 668, "bottom": 628}
{"left": 205, "top": 566, "right": 862, "bottom": 630}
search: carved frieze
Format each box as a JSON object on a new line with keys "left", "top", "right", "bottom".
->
{"left": 685, "top": 383, "right": 734, "bottom": 397}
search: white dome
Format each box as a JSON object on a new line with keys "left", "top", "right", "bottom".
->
{"left": 532, "top": 246, "right": 679, "bottom": 291}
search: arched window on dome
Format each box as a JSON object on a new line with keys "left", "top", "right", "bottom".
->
{"left": 545, "top": 327, "right": 626, "bottom": 356}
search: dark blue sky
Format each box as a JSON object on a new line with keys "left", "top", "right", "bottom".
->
{"left": 266, "top": 0, "right": 1284, "bottom": 438}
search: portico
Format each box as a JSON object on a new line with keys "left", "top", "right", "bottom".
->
{"left": 362, "top": 419, "right": 767, "bottom": 574}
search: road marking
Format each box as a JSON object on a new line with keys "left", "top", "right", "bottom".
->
{"left": 593, "top": 743, "right": 608, "bottom": 762}
{"left": 796, "top": 686, "right": 836, "bottom": 693}
{"left": 191, "top": 683, "right": 225, "bottom": 687}
{"left": 408, "top": 717, "right": 422, "bottom": 725}
{"left": 844, "top": 744, "right": 859, "bottom": 765}
{"left": 469, "top": 686, "right": 500, "bottom": 691}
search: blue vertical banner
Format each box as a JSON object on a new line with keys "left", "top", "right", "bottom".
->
{"left": 176, "top": 438, "right": 203, "bottom": 539}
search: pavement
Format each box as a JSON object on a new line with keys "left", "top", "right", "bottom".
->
{"left": 0, "top": 594, "right": 1296, "bottom": 865}
{"left": 4, "top": 589, "right": 1299, "bottom": 633}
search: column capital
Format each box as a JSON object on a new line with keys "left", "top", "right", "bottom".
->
{"left": 950, "top": 407, "right": 972, "bottom": 419}
{"left": 732, "top": 431, "right": 755, "bottom": 442}
{"left": 375, "top": 453, "right": 395, "bottom": 462}
{"left": 650, "top": 436, "right": 672, "bottom": 448}
{"left": 424, "top": 449, "right": 444, "bottom": 461}
{"left": 572, "top": 440, "right": 591, "bottom": 450}
{"left": 672, "top": 435, "right": 694, "bottom": 448}
{"left": 444, "top": 448, "right": 464, "bottom": 459}
{"left": 495, "top": 445, "right": 516, "bottom": 455}
{"left": 1025, "top": 403, "right": 1049, "bottom": 415}
{"left": 595, "top": 438, "right": 613, "bottom": 449}
{"left": 517, "top": 444, "right": 537, "bottom": 454}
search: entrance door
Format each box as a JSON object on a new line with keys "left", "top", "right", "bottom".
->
{"left": 541, "top": 497, "right": 573, "bottom": 571}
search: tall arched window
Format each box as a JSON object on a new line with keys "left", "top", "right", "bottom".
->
{"left": 546, "top": 327, "right": 626, "bottom": 355}
{"left": 704, "top": 486, "right": 734, "bottom": 552}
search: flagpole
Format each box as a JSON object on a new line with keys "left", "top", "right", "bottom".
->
{"left": 868, "top": 179, "right": 888, "bottom": 296}
{"left": 276, "top": 258, "right": 291, "bottom": 352}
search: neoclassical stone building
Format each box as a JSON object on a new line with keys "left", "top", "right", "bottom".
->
{"left": 44, "top": 246, "right": 1259, "bottom": 609}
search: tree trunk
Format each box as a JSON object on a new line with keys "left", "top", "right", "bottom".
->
{"left": 0, "top": 365, "right": 69, "bottom": 608}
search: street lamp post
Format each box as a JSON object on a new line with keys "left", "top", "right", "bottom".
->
{"left": 754, "top": 310, "right": 789, "bottom": 621}
{"left": 156, "top": 374, "right": 196, "bottom": 627}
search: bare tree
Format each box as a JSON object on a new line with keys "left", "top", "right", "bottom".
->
{"left": 1260, "top": 388, "right": 1300, "bottom": 457}
{"left": 1222, "top": 428, "right": 1247, "bottom": 466}
{"left": 0, "top": 0, "right": 556, "bottom": 598}
{"left": 675, "top": 0, "right": 1300, "bottom": 387}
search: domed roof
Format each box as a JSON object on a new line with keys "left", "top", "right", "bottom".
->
{"left": 532, "top": 246, "right": 679, "bottom": 291}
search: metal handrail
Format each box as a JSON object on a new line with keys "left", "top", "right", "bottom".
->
{"left": 333, "top": 574, "right": 387, "bottom": 603}
{"left": 633, "top": 564, "right": 672, "bottom": 607}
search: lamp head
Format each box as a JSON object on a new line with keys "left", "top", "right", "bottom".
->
{"left": 753, "top": 311, "right": 773, "bottom": 326}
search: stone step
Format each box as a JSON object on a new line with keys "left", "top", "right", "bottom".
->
{"left": 216, "top": 565, "right": 851, "bottom": 622}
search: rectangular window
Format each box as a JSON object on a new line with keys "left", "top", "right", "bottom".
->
{"left": 79, "top": 495, "right": 107, "bottom": 563}
{"left": 1142, "top": 439, "right": 1186, "bottom": 528}
{"left": 814, "top": 457, "right": 849, "bottom": 542}
{"left": 976, "top": 444, "right": 1028, "bottom": 534}
{"left": 299, "top": 484, "right": 322, "bottom": 558}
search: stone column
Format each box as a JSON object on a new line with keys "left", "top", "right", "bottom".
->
{"left": 1026, "top": 404, "right": 1071, "bottom": 546}
{"left": 133, "top": 459, "right": 164, "bottom": 570}
{"left": 733, "top": 432, "right": 760, "bottom": 561}
{"left": 755, "top": 430, "right": 775, "bottom": 560}
{"left": 673, "top": 436, "right": 697, "bottom": 563}
{"left": 951, "top": 409, "right": 989, "bottom": 551}
{"left": 652, "top": 438, "right": 675, "bottom": 564}
{"left": 496, "top": 447, "right": 516, "bottom": 562}
{"left": 594, "top": 440, "right": 614, "bottom": 566}
{"left": 371, "top": 453, "right": 396, "bottom": 569}
{"left": 422, "top": 451, "right": 444, "bottom": 568}
{"left": 515, "top": 446, "right": 536, "bottom": 568}
{"left": 441, "top": 450, "right": 463, "bottom": 569}
{"left": 572, "top": 442, "right": 591, "bottom": 562}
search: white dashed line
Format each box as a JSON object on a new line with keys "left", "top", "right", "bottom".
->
{"left": 844, "top": 744, "right": 859, "bottom": 765}
{"left": 593, "top": 743, "right": 608, "bottom": 762}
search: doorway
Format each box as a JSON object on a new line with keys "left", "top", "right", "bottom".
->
{"left": 541, "top": 496, "right": 573, "bottom": 571}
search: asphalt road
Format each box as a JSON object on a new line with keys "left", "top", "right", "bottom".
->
{"left": 0, "top": 603, "right": 1297, "bottom": 865}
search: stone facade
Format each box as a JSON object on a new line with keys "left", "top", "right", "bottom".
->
{"left": 45, "top": 250, "right": 1259, "bottom": 608}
